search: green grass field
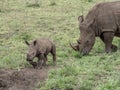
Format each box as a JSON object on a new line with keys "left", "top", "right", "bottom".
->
{"left": 0, "top": 0, "right": 120, "bottom": 90}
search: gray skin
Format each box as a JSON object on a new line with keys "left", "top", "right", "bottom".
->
{"left": 70, "top": 1, "right": 120, "bottom": 55}
{"left": 25, "top": 38, "right": 56, "bottom": 69}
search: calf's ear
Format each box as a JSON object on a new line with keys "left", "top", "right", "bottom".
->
{"left": 25, "top": 41, "right": 30, "bottom": 46}
{"left": 78, "top": 15, "right": 84, "bottom": 23}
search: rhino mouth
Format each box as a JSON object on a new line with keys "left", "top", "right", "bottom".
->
{"left": 81, "top": 48, "right": 89, "bottom": 55}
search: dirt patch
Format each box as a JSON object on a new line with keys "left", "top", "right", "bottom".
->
{"left": 0, "top": 66, "right": 54, "bottom": 90}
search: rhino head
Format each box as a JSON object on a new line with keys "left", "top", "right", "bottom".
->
{"left": 70, "top": 15, "right": 95, "bottom": 55}
{"left": 25, "top": 40, "right": 38, "bottom": 61}
{"left": 25, "top": 40, "right": 45, "bottom": 68}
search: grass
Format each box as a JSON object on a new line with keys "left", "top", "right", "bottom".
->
{"left": 0, "top": 0, "right": 120, "bottom": 89}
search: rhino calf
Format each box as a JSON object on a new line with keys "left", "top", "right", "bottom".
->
{"left": 25, "top": 38, "right": 56, "bottom": 69}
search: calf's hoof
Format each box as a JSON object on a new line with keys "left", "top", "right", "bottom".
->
{"left": 36, "top": 66, "right": 42, "bottom": 69}
{"left": 29, "top": 61, "right": 37, "bottom": 69}
{"left": 32, "top": 62, "right": 37, "bottom": 69}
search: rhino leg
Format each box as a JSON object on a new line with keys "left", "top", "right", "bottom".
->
{"left": 37, "top": 59, "right": 41, "bottom": 69}
{"left": 43, "top": 55, "right": 47, "bottom": 66}
{"left": 38, "top": 59, "right": 44, "bottom": 69}
{"left": 100, "top": 31, "right": 114, "bottom": 53}
{"left": 29, "top": 61, "right": 37, "bottom": 68}
{"left": 51, "top": 44, "right": 56, "bottom": 65}
{"left": 37, "top": 56, "right": 44, "bottom": 69}
{"left": 100, "top": 32, "right": 117, "bottom": 52}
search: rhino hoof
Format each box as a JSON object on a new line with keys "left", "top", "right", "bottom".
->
{"left": 32, "top": 62, "right": 37, "bottom": 69}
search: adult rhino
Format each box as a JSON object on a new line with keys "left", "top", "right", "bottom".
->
{"left": 70, "top": 1, "right": 120, "bottom": 55}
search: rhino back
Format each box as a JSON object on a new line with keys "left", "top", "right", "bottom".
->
{"left": 36, "top": 38, "right": 53, "bottom": 54}
{"left": 111, "top": 2, "right": 120, "bottom": 29}
{"left": 97, "top": 1, "right": 120, "bottom": 30}
{"left": 85, "top": 1, "right": 120, "bottom": 32}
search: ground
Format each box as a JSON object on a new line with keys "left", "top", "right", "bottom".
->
{"left": 0, "top": 66, "right": 54, "bottom": 90}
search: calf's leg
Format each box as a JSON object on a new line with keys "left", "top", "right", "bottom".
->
{"left": 43, "top": 55, "right": 47, "bottom": 66}
{"left": 37, "top": 59, "right": 43, "bottom": 69}
{"left": 37, "top": 55, "right": 44, "bottom": 69}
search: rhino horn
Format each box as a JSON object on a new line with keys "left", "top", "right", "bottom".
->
{"left": 70, "top": 42, "right": 79, "bottom": 51}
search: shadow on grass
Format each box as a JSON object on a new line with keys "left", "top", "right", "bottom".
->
{"left": 49, "top": 2, "right": 57, "bottom": 6}
{"left": 26, "top": 4, "right": 40, "bottom": 8}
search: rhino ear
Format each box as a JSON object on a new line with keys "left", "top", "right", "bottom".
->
{"left": 78, "top": 15, "right": 84, "bottom": 23}
{"left": 25, "top": 41, "right": 30, "bottom": 46}
{"left": 33, "top": 40, "right": 37, "bottom": 46}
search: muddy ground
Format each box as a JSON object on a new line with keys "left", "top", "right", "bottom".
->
{"left": 0, "top": 66, "right": 54, "bottom": 90}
